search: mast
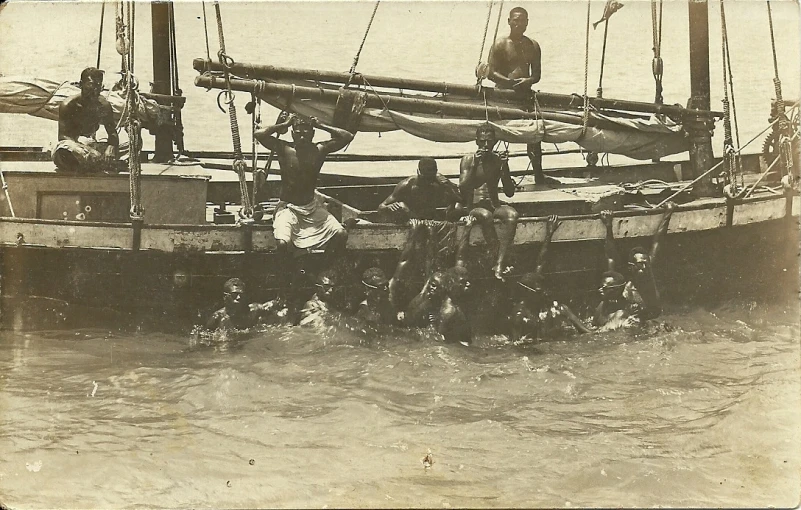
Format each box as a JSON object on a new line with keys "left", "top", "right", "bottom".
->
{"left": 687, "top": 0, "right": 716, "bottom": 195}
{"left": 150, "top": 1, "right": 173, "bottom": 163}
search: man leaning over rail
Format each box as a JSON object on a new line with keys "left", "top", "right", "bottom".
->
{"left": 377, "top": 157, "right": 461, "bottom": 222}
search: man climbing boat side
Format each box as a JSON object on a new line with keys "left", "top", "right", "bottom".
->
{"left": 53, "top": 67, "right": 120, "bottom": 174}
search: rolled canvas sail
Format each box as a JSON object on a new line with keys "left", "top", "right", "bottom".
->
{"left": 0, "top": 77, "right": 172, "bottom": 131}
{"left": 262, "top": 93, "right": 688, "bottom": 160}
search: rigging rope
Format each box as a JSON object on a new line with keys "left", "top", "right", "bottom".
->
{"left": 201, "top": 1, "right": 211, "bottom": 62}
{"left": 168, "top": 1, "right": 185, "bottom": 157}
{"left": 476, "top": 0, "right": 494, "bottom": 76}
{"left": 213, "top": 1, "right": 253, "bottom": 219}
{"left": 349, "top": 0, "right": 381, "bottom": 75}
{"left": 719, "top": 0, "right": 742, "bottom": 191}
{"left": 651, "top": 0, "right": 663, "bottom": 104}
{"left": 97, "top": 0, "right": 106, "bottom": 69}
{"left": 487, "top": 0, "right": 505, "bottom": 70}
{"left": 120, "top": 0, "right": 143, "bottom": 221}
{"left": 580, "top": 0, "right": 592, "bottom": 139}
{"left": 766, "top": 0, "right": 793, "bottom": 178}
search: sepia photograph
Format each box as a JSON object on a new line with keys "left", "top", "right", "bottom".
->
{"left": 0, "top": 0, "right": 799, "bottom": 507}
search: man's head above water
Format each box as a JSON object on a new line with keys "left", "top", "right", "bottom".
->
{"left": 223, "top": 277, "right": 247, "bottom": 313}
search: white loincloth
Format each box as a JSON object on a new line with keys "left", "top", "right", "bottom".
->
{"left": 273, "top": 197, "right": 344, "bottom": 250}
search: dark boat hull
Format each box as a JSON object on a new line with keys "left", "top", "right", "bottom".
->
{"left": 2, "top": 215, "right": 796, "bottom": 332}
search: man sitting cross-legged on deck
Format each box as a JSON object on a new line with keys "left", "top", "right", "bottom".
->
{"left": 205, "top": 278, "right": 285, "bottom": 332}
{"left": 377, "top": 157, "right": 461, "bottom": 223}
{"left": 449, "top": 123, "right": 519, "bottom": 280}
{"left": 53, "top": 67, "right": 120, "bottom": 174}
{"left": 508, "top": 215, "right": 591, "bottom": 343}
{"left": 600, "top": 202, "right": 676, "bottom": 322}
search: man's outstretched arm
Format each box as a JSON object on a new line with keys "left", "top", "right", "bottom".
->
{"left": 649, "top": 202, "right": 676, "bottom": 264}
{"left": 600, "top": 210, "right": 617, "bottom": 273}
{"left": 534, "top": 214, "right": 560, "bottom": 280}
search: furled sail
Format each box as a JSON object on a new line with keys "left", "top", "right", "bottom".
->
{"left": 0, "top": 77, "right": 172, "bottom": 131}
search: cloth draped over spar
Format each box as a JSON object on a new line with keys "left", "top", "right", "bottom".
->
{"left": 261, "top": 85, "right": 688, "bottom": 161}
{"left": 0, "top": 77, "right": 172, "bottom": 131}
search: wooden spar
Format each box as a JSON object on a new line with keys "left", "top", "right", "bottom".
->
{"left": 195, "top": 74, "right": 661, "bottom": 133}
{"left": 193, "top": 58, "right": 723, "bottom": 120}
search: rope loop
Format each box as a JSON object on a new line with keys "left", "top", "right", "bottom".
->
{"left": 217, "top": 49, "right": 235, "bottom": 70}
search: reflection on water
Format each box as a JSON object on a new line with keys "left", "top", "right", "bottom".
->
{"left": 1, "top": 299, "right": 798, "bottom": 508}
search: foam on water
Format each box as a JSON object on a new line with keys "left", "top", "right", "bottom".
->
{"left": 0, "top": 298, "right": 799, "bottom": 507}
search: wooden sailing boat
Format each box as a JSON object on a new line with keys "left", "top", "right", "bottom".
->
{"left": 0, "top": 0, "right": 797, "bottom": 331}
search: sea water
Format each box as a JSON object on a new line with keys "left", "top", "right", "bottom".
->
{"left": 0, "top": 1, "right": 800, "bottom": 507}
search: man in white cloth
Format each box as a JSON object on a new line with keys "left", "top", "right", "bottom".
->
{"left": 255, "top": 114, "right": 353, "bottom": 308}
{"left": 54, "top": 67, "right": 120, "bottom": 173}
{"left": 255, "top": 114, "right": 353, "bottom": 254}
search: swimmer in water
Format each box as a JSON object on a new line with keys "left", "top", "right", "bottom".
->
{"left": 299, "top": 270, "right": 340, "bottom": 327}
{"left": 508, "top": 215, "right": 591, "bottom": 342}
{"left": 205, "top": 278, "right": 285, "bottom": 332}
{"left": 356, "top": 267, "right": 396, "bottom": 326}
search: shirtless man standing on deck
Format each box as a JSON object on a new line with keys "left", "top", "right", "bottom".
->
{"left": 487, "top": 7, "right": 545, "bottom": 185}
{"left": 450, "top": 123, "right": 519, "bottom": 280}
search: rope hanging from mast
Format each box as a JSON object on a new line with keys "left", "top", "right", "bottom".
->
{"left": 765, "top": 0, "right": 794, "bottom": 181}
{"left": 117, "top": 0, "right": 144, "bottom": 221}
{"left": 349, "top": 0, "right": 381, "bottom": 75}
{"left": 476, "top": 0, "right": 504, "bottom": 94}
{"left": 650, "top": 0, "right": 664, "bottom": 105}
{"left": 475, "top": 0, "right": 495, "bottom": 82}
{"left": 96, "top": 0, "right": 106, "bottom": 69}
{"left": 213, "top": 0, "right": 254, "bottom": 219}
{"left": 719, "top": 0, "right": 743, "bottom": 195}
{"left": 579, "top": 0, "right": 592, "bottom": 140}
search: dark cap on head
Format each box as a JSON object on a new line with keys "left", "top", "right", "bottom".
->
{"left": 628, "top": 246, "right": 648, "bottom": 261}
{"left": 80, "top": 67, "right": 104, "bottom": 84}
